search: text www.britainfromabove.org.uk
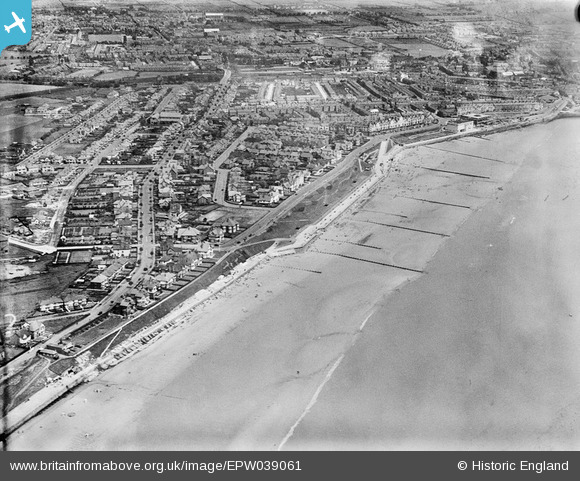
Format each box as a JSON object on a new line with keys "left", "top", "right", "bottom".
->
{"left": 10, "top": 460, "right": 302, "bottom": 474}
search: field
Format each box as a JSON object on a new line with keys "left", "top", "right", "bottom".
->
{"left": 53, "top": 142, "right": 88, "bottom": 157}
{"left": 40, "top": 87, "right": 96, "bottom": 101}
{"left": 0, "top": 263, "right": 89, "bottom": 321}
{"left": 250, "top": 164, "right": 373, "bottom": 244}
{"left": 211, "top": 206, "right": 266, "bottom": 228}
{"left": 95, "top": 70, "right": 139, "bottom": 81}
{"left": 41, "top": 314, "right": 88, "bottom": 335}
{"left": 387, "top": 41, "right": 449, "bottom": 58}
{"left": 0, "top": 241, "right": 37, "bottom": 261}
{"left": 67, "top": 69, "right": 102, "bottom": 78}
{"left": 136, "top": 71, "right": 193, "bottom": 78}
{"left": 0, "top": 263, "right": 35, "bottom": 280}
{"left": 318, "top": 37, "right": 358, "bottom": 48}
{"left": 2, "top": 357, "right": 51, "bottom": 411}
{"left": 0, "top": 115, "right": 51, "bottom": 148}
{"left": 0, "top": 198, "right": 44, "bottom": 232}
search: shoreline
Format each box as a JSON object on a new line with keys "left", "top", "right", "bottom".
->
{"left": 284, "top": 117, "right": 580, "bottom": 450}
{"left": 2, "top": 108, "right": 570, "bottom": 444}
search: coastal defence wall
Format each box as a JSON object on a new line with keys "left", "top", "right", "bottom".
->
{"left": 1, "top": 366, "right": 97, "bottom": 441}
{"left": 2, "top": 104, "right": 571, "bottom": 440}
{"left": 282, "top": 143, "right": 405, "bottom": 255}
{"left": 1, "top": 244, "right": 275, "bottom": 439}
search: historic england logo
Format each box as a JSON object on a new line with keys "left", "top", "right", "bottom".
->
{"left": 0, "top": 0, "right": 31, "bottom": 55}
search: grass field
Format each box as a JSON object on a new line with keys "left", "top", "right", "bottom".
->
{"left": 388, "top": 42, "right": 449, "bottom": 58}
{"left": 250, "top": 165, "right": 373, "bottom": 244}
{"left": 95, "top": 71, "right": 139, "bottom": 81}
{"left": 0, "top": 115, "right": 51, "bottom": 148}
{"left": 53, "top": 142, "right": 88, "bottom": 157}
{"left": 205, "top": 206, "right": 266, "bottom": 229}
{"left": 42, "top": 314, "right": 89, "bottom": 335}
{"left": 67, "top": 69, "right": 102, "bottom": 78}
{"left": 2, "top": 357, "right": 51, "bottom": 410}
{"left": 0, "top": 263, "right": 89, "bottom": 321}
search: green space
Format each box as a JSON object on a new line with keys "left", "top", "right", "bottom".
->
{"left": 250, "top": 165, "right": 373, "bottom": 244}
{"left": 0, "top": 262, "right": 89, "bottom": 322}
{"left": 95, "top": 71, "right": 139, "bottom": 81}
{"left": 53, "top": 142, "right": 88, "bottom": 157}
{"left": 0, "top": 115, "right": 51, "bottom": 148}
{"left": 388, "top": 42, "right": 449, "bottom": 58}
{"left": 2, "top": 357, "right": 51, "bottom": 411}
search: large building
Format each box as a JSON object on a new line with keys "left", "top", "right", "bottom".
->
{"left": 444, "top": 120, "right": 475, "bottom": 133}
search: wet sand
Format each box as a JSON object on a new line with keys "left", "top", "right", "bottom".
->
{"left": 287, "top": 120, "right": 580, "bottom": 450}
{"left": 9, "top": 119, "right": 580, "bottom": 450}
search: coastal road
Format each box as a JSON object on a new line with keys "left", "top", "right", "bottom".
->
{"left": 222, "top": 133, "right": 395, "bottom": 249}
{"left": 11, "top": 118, "right": 580, "bottom": 451}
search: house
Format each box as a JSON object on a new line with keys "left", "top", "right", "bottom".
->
{"left": 197, "top": 184, "right": 213, "bottom": 205}
{"left": 165, "top": 243, "right": 183, "bottom": 257}
{"left": 176, "top": 226, "right": 201, "bottom": 242}
{"left": 16, "top": 329, "right": 33, "bottom": 346}
{"left": 185, "top": 251, "right": 202, "bottom": 268}
{"left": 208, "top": 226, "right": 225, "bottom": 244}
{"left": 29, "top": 177, "right": 49, "bottom": 190}
{"left": 215, "top": 217, "right": 240, "bottom": 235}
{"left": 444, "top": 120, "right": 474, "bottom": 133}
{"left": 307, "top": 162, "right": 326, "bottom": 176}
{"left": 112, "top": 243, "right": 132, "bottom": 258}
{"left": 157, "top": 254, "right": 175, "bottom": 271}
{"left": 197, "top": 191, "right": 213, "bottom": 205}
{"left": 135, "top": 293, "right": 153, "bottom": 309}
{"left": 39, "top": 296, "right": 64, "bottom": 313}
{"left": 257, "top": 189, "right": 280, "bottom": 205}
{"left": 89, "top": 260, "right": 127, "bottom": 289}
{"left": 194, "top": 241, "right": 214, "bottom": 258}
{"left": 199, "top": 163, "right": 216, "bottom": 178}
{"left": 284, "top": 171, "right": 305, "bottom": 192}
{"left": 140, "top": 275, "right": 160, "bottom": 296}
{"left": 90, "top": 272, "right": 111, "bottom": 290}
{"left": 154, "top": 272, "right": 176, "bottom": 288}
{"left": 112, "top": 298, "right": 135, "bottom": 317}
{"left": 24, "top": 320, "right": 45, "bottom": 340}
{"left": 158, "top": 220, "right": 177, "bottom": 239}
{"left": 227, "top": 188, "right": 245, "bottom": 204}
{"left": 169, "top": 203, "right": 185, "bottom": 220}
{"left": 63, "top": 293, "right": 88, "bottom": 311}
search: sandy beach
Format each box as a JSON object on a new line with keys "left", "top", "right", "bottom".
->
{"left": 8, "top": 119, "right": 580, "bottom": 450}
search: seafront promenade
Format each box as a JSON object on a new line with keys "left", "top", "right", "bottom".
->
{"left": 4, "top": 102, "right": 569, "bottom": 446}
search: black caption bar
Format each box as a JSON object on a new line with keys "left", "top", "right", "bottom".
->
{"left": 0, "top": 452, "right": 578, "bottom": 481}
